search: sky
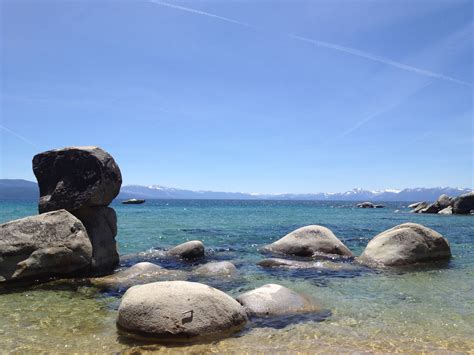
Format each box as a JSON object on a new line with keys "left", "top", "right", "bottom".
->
{"left": 0, "top": 0, "right": 472, "bottom": 193}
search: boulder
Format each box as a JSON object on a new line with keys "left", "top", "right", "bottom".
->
{"left": 418, "top": 203, "right": 439, "bottom": 214}
{"left": 408, "top": 201, "right": 424, "bottom": 209}
{"left": 91, "top": 262, "right": 186, "bottom": 290}
{"left": 438, "top": 206, "right": 453, "bottom": 215}
{"left": 262, "top": 225, "right": 353, "bottom": 258}
{"left": 452, "top": 191, "right": 474, "bottom": 214}
{"left": 0, "top": 210, "right": 92, "bottom": 283}
{"left": 73, "top": 207, "right": 119, "bottom": 273}
{"left": 411, "top": 202, "right": 428, "bottom": 213}
{"left": 356, "top": 202, "right": 375, "bottom": 208}
{"left": 236, "top": 284, "right": 320, "bottom": 316}
{"left": 257, "top": 258, "right": 359, "bottom": 271}
{"left": 117, "top": 281, "right": 247, "bottom": 342}
{"left": 435, "top": 194, "right": 452, "bottom": 210}
{"left": 193, "top": 261, "right": 237, "bottom": 277}
{"left": 168, "top": 240, "right": 204, "bottom": 260}
{"left": 33, "top": 146, "right": 122, "bottom": 213}
{"left": 358, "top": 223, "right": 451, "bottom": 266}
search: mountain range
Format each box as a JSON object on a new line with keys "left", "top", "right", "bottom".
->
{"left": 0, "top": 179, "right": 471, "bottom": 202}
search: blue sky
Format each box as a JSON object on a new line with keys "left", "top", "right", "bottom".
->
{"left": 0, "top": 0, "right": 472, "bottom": 193}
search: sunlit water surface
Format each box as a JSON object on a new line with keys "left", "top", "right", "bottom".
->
{"left": 1, "top": 200, "right": 473, "bottom": 353}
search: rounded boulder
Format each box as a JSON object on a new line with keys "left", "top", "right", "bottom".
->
{"left": 33, "top": 146, "right": 122, "bottom": 213}
{"left": 236, "top": 284, "right": 321, "bottom": 316}
{"left": 117, "top": 281, "right": 247, "bottom": 342}
{"left": 168, "top": 240, "right": 205, "bottom": 260}
{"left": 358, "top": 223, "right": 451, "bottom": 266}
{"left": 262, "top": 225, "right": 353, "bottom": 257}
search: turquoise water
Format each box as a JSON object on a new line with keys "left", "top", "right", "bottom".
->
{"left": 1, "top": 199, "right": 473, "bottom": 352}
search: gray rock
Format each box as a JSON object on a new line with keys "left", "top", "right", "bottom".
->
{"left": 418, "top": 203, "right": 439, "bottom": 214}
{"left": 358, "top": 223, "right": 451, "bottom": 266}
{"left": 452, "top": 191, "right": 474, "bottom": 214}
{"left": 356, "top": 202, "right": 375, "bottom": 208}
{"left": 374, "top": 204, "right": 385, "bottom": 208}
{"left": 408, "top": 201, "right": 424, "bottom": 209}
{"left": 193, "top": 261, "right": 237, "bottom": 276}
{"left": 438, "top": 206, "right": 453, "bottom": 215}
{"left": 168, "top": 240, "right": 204, "bottom": 260}
{"left": 91, "top": 262, "right": 186, "bottom": 290}
{"left": 236, "top": 284, "right": 321, "bottom": 316}
{"left": 117, "top": 281, "right": 247, "bottom": 342}
{"left": 33, "top": 146, "right": 122, "bottom": 213}
{"left": 435, "top": 194, "right": 452, "bottom": 210}
{"left": 0, "top": 210, "right": 92, "bottom": 283}
{"left": 257, "top": 258, "right": 359, "bottom": 271}
{"left": 262, "top": 225, "right": 353, "bottom": 258}
{"left": 73, "top": 206, "right": 119, "bottom": 273}
{"left": 411, "top": 202, "right": 428, "bottom": 213}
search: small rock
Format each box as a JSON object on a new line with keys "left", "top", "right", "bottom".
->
{"left": 193, "top": 261, "right": 237, "bottom": 276}
{"left": 356, "top": 202, "right": 375, "bottom": 208}
{"left": 117, "top": 281, "right": 247, "bottom": 342}
{"left": 358, "top": 223, "right": 451, "bottom": 266}
{"left": 261, "top": 225, "right": 353, "bottom": 258}
{"left": 438, "top": 206, "right": 453, "bottom": 215}
{"left": 236, "top": 284, "right": 321, "bottom": 316}
{"left": 168, "top": 240, "right": 205, "bottom": 260}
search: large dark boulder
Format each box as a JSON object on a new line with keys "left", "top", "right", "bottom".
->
{"left": 358, "top": 223, "right": 451, "bottom": 266}
{"left": 73, "top": 206, "right": 119, "bottom": 273}
{"left": 33, "top": 146, "right": 122, "bottom": 213}
{"left": 452, "top": 192, "right": 474, "bottom": 214}
{"left": 0, "top": 210, "right": 92, "bottom": 283}
{"left": 261, "top": 225, "right": 353, "bottom": 258}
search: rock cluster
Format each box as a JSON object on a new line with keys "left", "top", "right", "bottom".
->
{"left": 409, "top": 192, "right": 474, "bottom": 215}
{"left": 33, "top": 146, "right": 122, "bottom": 273}
{"left": 0, "top": 146, "right": 122, "bottom": 284}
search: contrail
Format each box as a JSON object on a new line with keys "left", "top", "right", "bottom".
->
{"left": 149, "top": 0, "right": 471, "bottom": 87}
{"left": 0, "top": 124, "right": 38, "bottom": 147}
{"left": 338, "top": 81, "right": 434, "bottom": 138}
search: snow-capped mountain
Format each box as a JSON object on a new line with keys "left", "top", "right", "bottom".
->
{"left": 0, "top": 179, "right": 471, "bottom": 202}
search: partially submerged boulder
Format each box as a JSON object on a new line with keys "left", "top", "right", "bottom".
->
{"left": 358, "top": 223, "right": 451, "bottom": 266}
{"left": 262, "top": 225, "right": 353, "bottom": 258}
{"left": 73, "top": 206, "right": 119, "bottom": 273}
{"left": 0, "top": 210, "right": 92, "bottom": 283}
{"left": 452, "top": 192, "right": 474, "bottom": 215}
{"left": 33, "top": 146, "right": 122, "bottom": 213}
{"left": 168, "top": 240, "right": 205, "bottom": 260}
{"left": 117, "top": 281, "right": 247, "bottom": 342}
{"left": 257, "top": 258, "right": 359, "bottom": 271}
{"left": 193, "top": 261, "right": 237, "bottom": 277}
{"left": 91, "top": 262, "right": 186, "bottom": 290}
{"left": 408, "top": 201, "right": 424, "bottom": 209}
{"left": 411, "top": 202, "right": 428, "bottom": 213}
{"left": 236, "top": 284, "right": 321, "bottom": 316}
{"left": 356, "top": 202, "right": 375, "bottom": 208}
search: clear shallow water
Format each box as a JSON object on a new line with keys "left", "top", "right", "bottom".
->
{"left": 0, "top": 199, "right": 473, "bottom": 353}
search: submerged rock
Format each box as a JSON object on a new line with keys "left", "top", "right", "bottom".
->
{"left": 117, "top": 281, "right": 247, "bottom": 342}
{"left": 257, "top": 258, "right": 359, "bottom": 271}
{"left": 452, "top": 191, "right": 474, "bottom": 215}
{"left": 262, "top": 225, "right": 353, "bottom": 258}
{"left": 358, "top": 223, "right": 451, "bottom": 266}
{"left": 236, "top": 284, "right": 321, "bottom": 316}
{"left": 91, "top": 262, "right": 186, "bottom": 290}
{"left": 33, "top": 146, "right": 122, "bottom": 214}
{"left": 168, "top": 240, "right": 205, "bottom": 260}
{"left": 193, "top": 261, "right": 237, "bottom": 277}
{"left": 73, "top": 206, "right": 119, "bottom": 273}
{"left": 0, "top": 210, "right": 92, "bottom": 283}
{"left": 122, "top": 199, "right": 146, "bottom": 205}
